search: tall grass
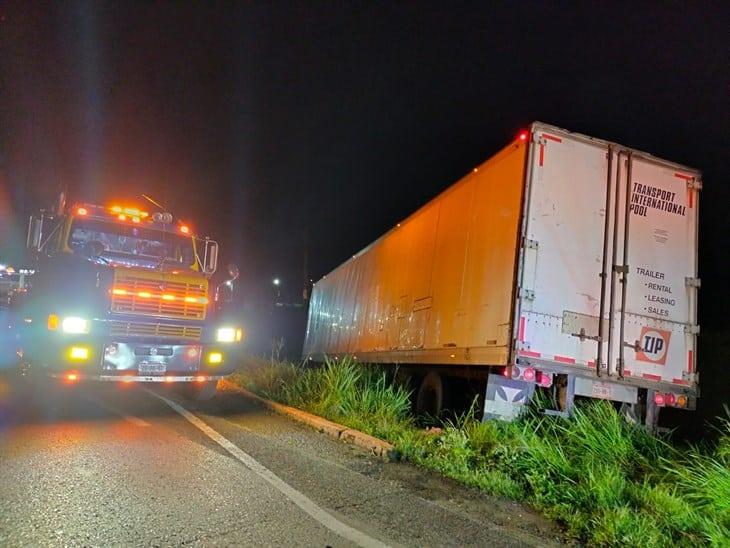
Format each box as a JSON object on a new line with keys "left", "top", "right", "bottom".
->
{"left": 231, "top": 356, "right": 413, "bottom": 440}
{"left": 231, "top": 358, "right": 729, "bottom": 546}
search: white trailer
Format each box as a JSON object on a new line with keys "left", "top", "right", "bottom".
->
{"left": 303, "top": 122, "right": 701, "bottom": 425}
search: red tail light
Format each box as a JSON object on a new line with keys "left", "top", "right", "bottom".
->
{"left": 654, "top": 392, "right": 666, "bottom": 406}
{"left": 537, "top": 371, "right": 553, "bottom": 387}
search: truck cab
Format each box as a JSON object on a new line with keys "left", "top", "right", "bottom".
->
{"left": 17, "top": 201, "right": 242, "bottom": 396}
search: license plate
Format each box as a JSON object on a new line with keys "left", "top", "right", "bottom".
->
{"left": 138, "top": 362, "right": 166, "bottom": 375}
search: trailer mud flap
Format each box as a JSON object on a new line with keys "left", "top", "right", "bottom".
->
{"left": 483, "top": 374, "right": 535, "bottom": 422}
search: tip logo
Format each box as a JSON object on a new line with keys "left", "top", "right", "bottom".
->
{"left": 636, "top": 327, "right": 671, "bottom": 365}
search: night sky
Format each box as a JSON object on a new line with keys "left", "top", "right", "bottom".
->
{"left": 1, "top": 2, "right": 728, "bottom": 336}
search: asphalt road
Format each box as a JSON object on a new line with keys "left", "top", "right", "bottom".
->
{"left": 0, "top": 376, "right": 562, "bottom": 547}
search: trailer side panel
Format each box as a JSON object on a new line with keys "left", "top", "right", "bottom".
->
{"left": 304, "top": 140, "right": 528, "bottom": 365}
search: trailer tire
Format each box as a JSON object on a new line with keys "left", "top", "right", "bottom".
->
{"left": 416, "top": 371, "right": 443, "bottom": 418}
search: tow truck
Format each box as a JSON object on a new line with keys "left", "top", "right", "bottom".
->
{"left": 11, "top": 197, "right": 242, "bottom": 399}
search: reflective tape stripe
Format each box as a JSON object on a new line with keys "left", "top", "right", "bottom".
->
{"left": 543, "top": 134, "right": 562, "bottom": 142}
{"left": 518, "top": 316, "right": 526, "bottom": 342}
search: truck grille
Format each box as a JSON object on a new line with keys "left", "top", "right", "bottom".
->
{"left": 111, "top": 270, "right": 208, "bottom": 320}
{"left": 109, "top": 321, "right": 203, "bottom": 341}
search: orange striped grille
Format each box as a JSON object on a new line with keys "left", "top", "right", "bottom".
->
{"left": 111, "top": 271, "right": 208, "bottom": 320}
{"left": 109, "top": 321, "right": 203, "bottom": 341}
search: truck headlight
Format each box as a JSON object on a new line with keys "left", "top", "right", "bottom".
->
{"left": 216, "top": 327, "right": 243, "bottom": 343}
{"left": 61, "top": 316, "right": 90, "bottom": 334}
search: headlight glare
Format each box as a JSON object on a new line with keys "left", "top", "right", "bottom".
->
{"left": 62, "top": 316, "right": 90, "bottom": 334}
{"left": 216, "top": 327, "right": 240, "bottom": 343}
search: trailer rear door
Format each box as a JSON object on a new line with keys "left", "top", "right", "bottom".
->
{"left": 515, "top": 123, "right": 699, "bottom": 395}
{"left": 609, "top": 154, "right": 700, "bottom": 391}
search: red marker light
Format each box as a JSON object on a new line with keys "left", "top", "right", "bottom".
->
{"left": 77, "top": 207, "right": 88, "bottom": 216}
{"left": 518, "top": 131, "right": 529, "bottom": 142}
{"left": 66, "top": 373, "right": 78, "bottom": 382}
{"left": 180, "top": 225, "right": 190, "bottom": 234}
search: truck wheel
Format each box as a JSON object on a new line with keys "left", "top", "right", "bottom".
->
{"left": 416, "top": 371, "right": 443, "bottom": 418}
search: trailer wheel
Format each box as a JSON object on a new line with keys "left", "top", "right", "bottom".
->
{"left": 416, "top": 371, "right": 443, "bottom": 418}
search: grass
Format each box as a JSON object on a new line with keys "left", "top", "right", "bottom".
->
{"left": 230, "top": 356, "right": 730, "bottom": 547}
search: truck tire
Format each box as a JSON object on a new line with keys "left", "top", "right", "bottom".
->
{"left": 416, "top": 371, "right": 443, "bottom": 417}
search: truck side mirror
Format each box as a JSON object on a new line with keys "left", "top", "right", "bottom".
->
{"left": 26, "top": 216, "right": 43, "bottom": 250}
{"left": 203, "top": 239, "right": 218, "bottom": 275}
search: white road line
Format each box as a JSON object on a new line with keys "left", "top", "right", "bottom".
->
{"left": 148, "top": 390, "right": 390, "bottom": 548}
{"left": 82, "top": 394, "right": 151, "bottom": 427}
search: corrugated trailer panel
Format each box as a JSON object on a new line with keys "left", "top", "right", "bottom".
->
{"left": 304, "top": 139, "right": 528, "bottom": 365}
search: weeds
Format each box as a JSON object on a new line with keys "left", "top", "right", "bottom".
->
{"left": 231, "top": 357, "right": 730, "bottom": 547}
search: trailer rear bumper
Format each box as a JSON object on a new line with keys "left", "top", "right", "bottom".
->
{"left": 514, "top": 353, "right": 698, "bottom": 398}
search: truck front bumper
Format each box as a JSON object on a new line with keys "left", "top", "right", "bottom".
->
{"left": 31, "top": 338, "right": 237, "bottom": 381}
{"left": 49, "top": 372, "right": 226, "bottom": 383}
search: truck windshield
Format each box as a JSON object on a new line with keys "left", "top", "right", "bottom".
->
{"left": 68, "top": 218, "right": 195, "bottom": 266}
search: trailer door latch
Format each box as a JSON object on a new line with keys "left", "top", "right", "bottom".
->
{"left": 519, "top": 288, "right": 535, "bottom": 300}
{"left": 623, "top": 339, "right": 643, "bottom": 352}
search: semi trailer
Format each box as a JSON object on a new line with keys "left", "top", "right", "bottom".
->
{"left": 303, "top": 122, "right": 701, "bottom": 426}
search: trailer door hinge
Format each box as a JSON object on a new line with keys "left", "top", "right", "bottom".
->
{"left": 687, "top": 178, "right": 703, "bottom": 191}
{"left": 519, "top": 288, "right": 535, "bottom": 300}
{"left": 522, "top": 238, "right": 539, "bottom": 250}
{"left": 685, "top": 277, "right": 701, "bottom": 288}
{"left": 684, "top": 324, "right": 700, "bottom": 335}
